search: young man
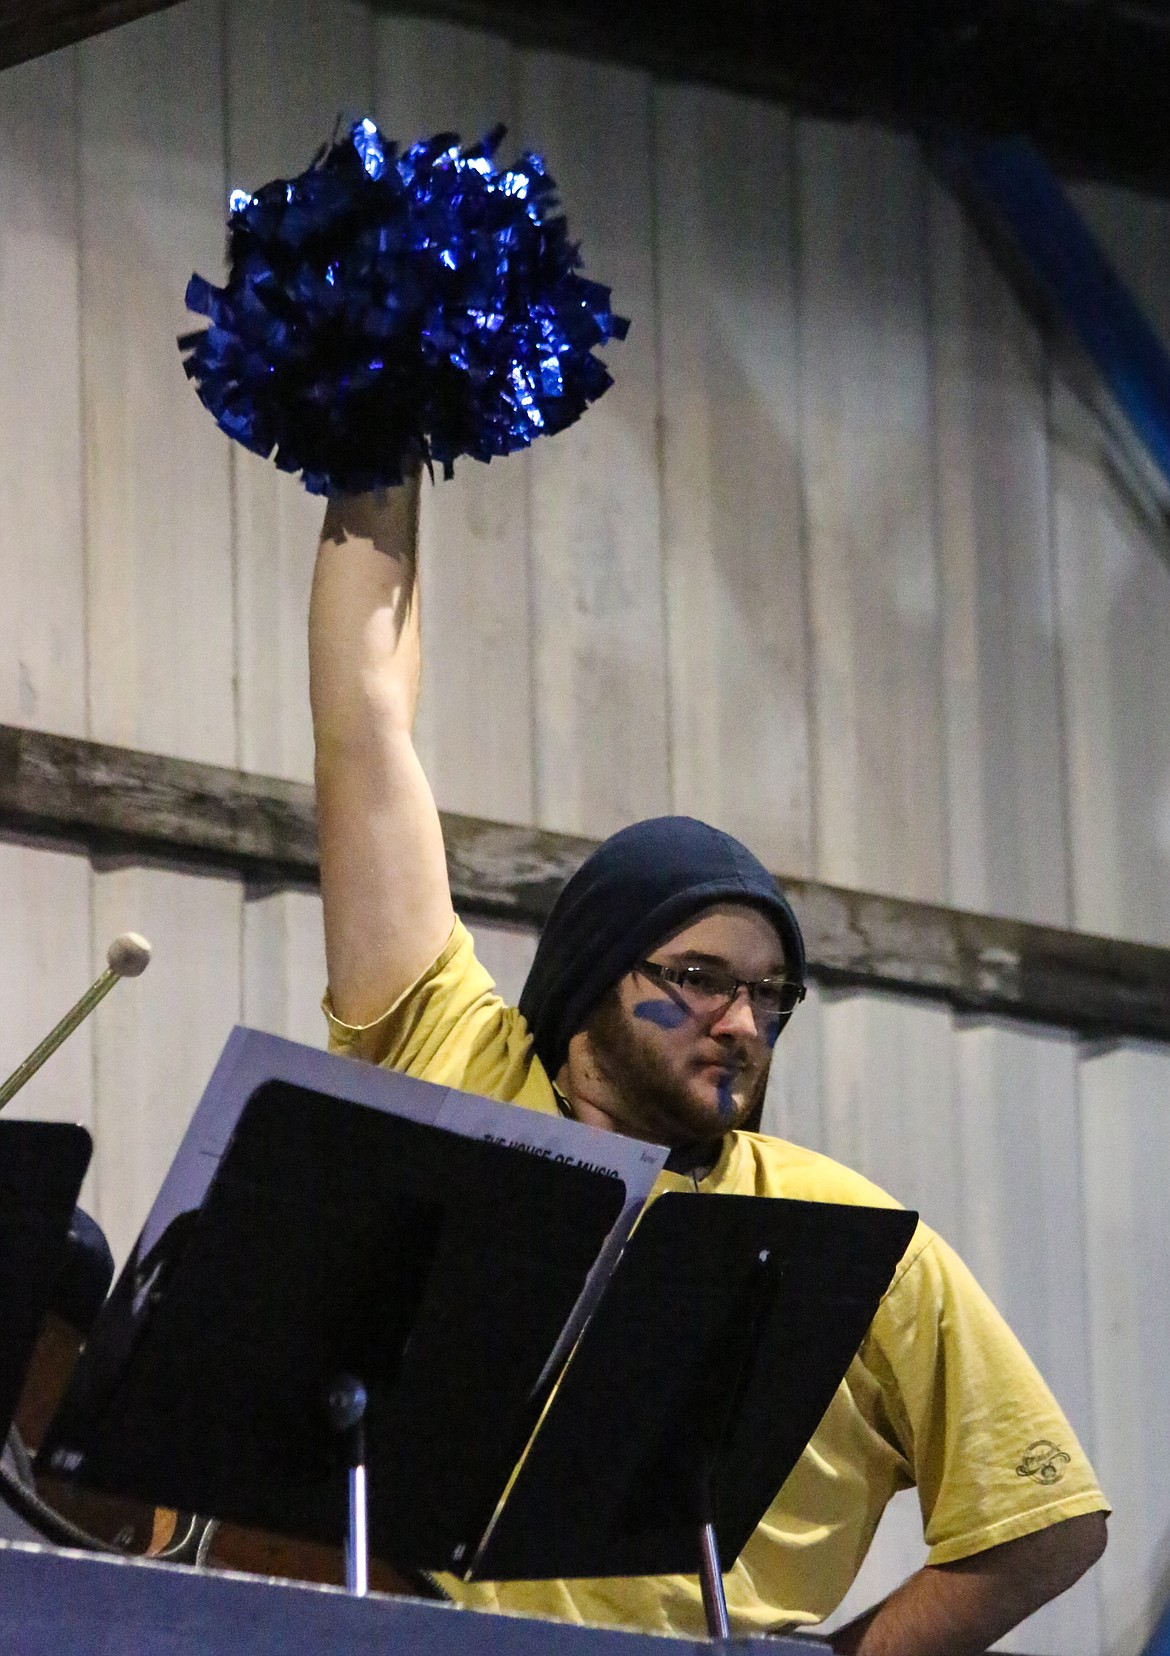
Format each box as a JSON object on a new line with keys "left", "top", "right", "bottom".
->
{"left": 310, "top": 480, "right": 1108, "bottom": 1650}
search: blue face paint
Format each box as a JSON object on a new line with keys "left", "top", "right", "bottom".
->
{"left": 632, "top": 998, "right": 690, "bottom": 1030}
{"left": 716, "top": 1071, "right": 737, "bottom": 1122}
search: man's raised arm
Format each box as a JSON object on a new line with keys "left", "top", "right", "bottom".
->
{"left": 309, "top": 480, "right": 455, "bottom": 1026}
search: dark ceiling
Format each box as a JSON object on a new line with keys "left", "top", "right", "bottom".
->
{"left": 386, "top": 0, "right": 1170, "bottom": 196}
{"left": 6, "top": 0, "right": 1170, "bottom": 196}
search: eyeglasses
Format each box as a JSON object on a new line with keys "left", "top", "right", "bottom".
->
{"left": 634, "top": 958, "right": 806, "bottom": 1029}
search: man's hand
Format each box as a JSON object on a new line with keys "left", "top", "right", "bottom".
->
{"left": 829, "top": 1512, "right": 1106, "bottom": 1656}
{"left": 310, "top": 480, "right": 455, "bottom": 1026}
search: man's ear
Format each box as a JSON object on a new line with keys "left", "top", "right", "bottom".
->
{"left": 557, "top": 1025, "right": 596, "bottom": 1100}
{"left": 558, "top": 1015, "right": 620, "bottom": 1118}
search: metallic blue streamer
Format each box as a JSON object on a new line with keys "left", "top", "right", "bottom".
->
{"left": 180, "top": 120, "right": 629, "bottom": 494}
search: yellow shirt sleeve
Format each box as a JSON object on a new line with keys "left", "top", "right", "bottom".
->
{"left": 323, "top": 917, "right": 560, "bottom": 1118}
{"left": 863, "top": 1229, "right": 1110, "bottom": 1564}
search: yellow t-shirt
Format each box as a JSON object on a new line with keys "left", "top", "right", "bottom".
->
{"left": 326, "top": 920, "right": 1109, "bottom": 1638}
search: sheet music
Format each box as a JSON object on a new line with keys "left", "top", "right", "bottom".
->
{"left": 138, "top": 1026, "right": 667, "bottom": 1315}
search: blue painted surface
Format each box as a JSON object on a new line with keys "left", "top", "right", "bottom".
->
{"left": 1144, "top": 1597, "right": 1170, "bottom": 1656}
{"left": 936, "top": 132, "right": 1170, "bottom": 493}
{"left": 0, "top": 1542, "right": 805, "bottom": 1656}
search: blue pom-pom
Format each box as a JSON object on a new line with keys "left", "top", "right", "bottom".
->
{"left": 179, "top": 119, "right": 630, "bottom": 495}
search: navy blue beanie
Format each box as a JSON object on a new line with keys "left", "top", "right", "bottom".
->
{"left": 518, "top": 816, "right": 806, "bottom": 1079}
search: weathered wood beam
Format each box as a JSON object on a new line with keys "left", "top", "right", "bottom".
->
{"left": 0, "top": 2, "right": 182, "bottom": 70}
{"left": 1, "top": 722, "right": 1168, "bottom": 1043}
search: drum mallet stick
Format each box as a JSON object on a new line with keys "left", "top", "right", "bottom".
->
{"left": 0, "top": 934, "right": 152, "bottom": 1113}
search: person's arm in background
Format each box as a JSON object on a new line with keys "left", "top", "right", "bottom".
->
{"left": 309, "top": 480, "right": 455, "bottom": 1026}
{"left": 829, "top": 1510, "right": 1106, "bottom": 1656}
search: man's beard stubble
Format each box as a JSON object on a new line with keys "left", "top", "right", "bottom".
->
{"left": 583, "top": 992, "right": 769, "bottom": 1148}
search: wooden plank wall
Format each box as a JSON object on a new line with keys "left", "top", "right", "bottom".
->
{"left": 0, "top": 4, "right": 1167, "bottom": 1650}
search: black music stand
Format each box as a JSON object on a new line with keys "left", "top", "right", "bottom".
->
{"left": 0, "top": 1121, "right": 93, "bottom": 1443}
{"left": 39, "top": 1080, "right": 629, "bottom": 1588}
{"left": 39, "top": 1056, "right": 917, "bottom": 1639}
{"left": 471, "top": 1191, "right": 917, "bottom": 1635}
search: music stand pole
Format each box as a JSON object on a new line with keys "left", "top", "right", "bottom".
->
{"left": 327, "top": 1375, "right": 369, "bottom": 1596}
{"left": 349, "top": 1459, "right": 369, "bottom": 1596}
{"left": 698, "top": 1521, "right": 730, "bottom": 1639}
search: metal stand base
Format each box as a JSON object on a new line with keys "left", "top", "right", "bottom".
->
{"left": 698, "top": 1521, "right": 730, "bottom": 1640}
